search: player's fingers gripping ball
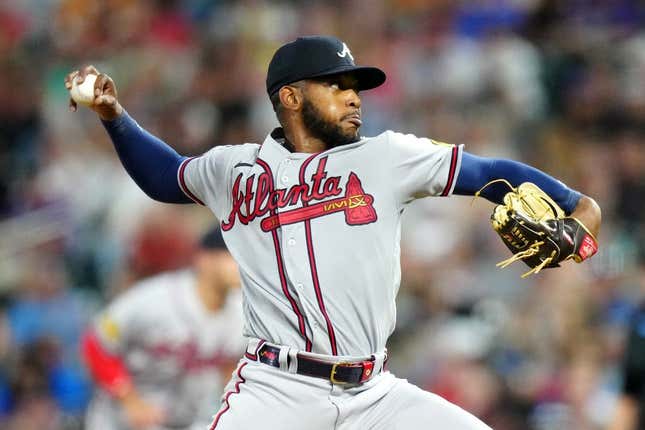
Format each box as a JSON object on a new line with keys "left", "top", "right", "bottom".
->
{"left": 485, "top": 181, "right": 598, "bottom": 277}
{"left": 69, "top": 73, "right": 98, "bottom": 106}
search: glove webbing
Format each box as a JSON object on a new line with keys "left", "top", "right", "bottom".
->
{"left": 474, "top": 179, "right": 564, "bottom": 277}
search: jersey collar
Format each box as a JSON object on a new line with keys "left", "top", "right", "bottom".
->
{"left": 258, "top": 127, "right": 370, "bottom": 163}
{"left": 258, "top": 128, "right": 308, "bottom": 162}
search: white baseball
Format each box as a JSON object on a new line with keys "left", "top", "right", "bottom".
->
{"left": 70, "top": 74, "right": 97, "bottom": 106}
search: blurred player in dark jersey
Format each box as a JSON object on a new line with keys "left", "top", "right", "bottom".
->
{"left": 609, "top": 296, "right": 645, "bottom": 430}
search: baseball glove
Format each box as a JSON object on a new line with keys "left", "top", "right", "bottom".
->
{"left": 484, "top": 181, "right": 598, "bottom": 277}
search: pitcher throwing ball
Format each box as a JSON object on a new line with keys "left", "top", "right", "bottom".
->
{"left": 66, "top": 35, "right": 601, "bottom": 429}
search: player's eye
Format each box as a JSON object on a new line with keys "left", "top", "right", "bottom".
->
{"left": 338, "top": 77, "right": 359, "bottom": 91}
{"left": 318, "top": 76, "right": 358, "bottom": 92}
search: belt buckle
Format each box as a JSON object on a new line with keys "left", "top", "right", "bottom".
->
{"left": 330, "top": 362, "right": 352, "bottom": 385}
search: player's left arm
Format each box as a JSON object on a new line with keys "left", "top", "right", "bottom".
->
{"left": 454, "top": 152, "right": 601, "bottom": 237}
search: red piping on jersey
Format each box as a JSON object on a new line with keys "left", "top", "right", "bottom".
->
{"left": 300, "top": 154, "right": 339, "bottom": 355}
{"left": 81, "top": 330, "right": 133, "bottom": 397}
{"left": 178, "top": 157, "right": 206, "bottom": 205}
{"left": 440, "top": 146, "right": 459, "bottom": 197}
{"left": 209, "top": 361, "right": 248, "bottom": 429}
{"left": 256, "top": 158, "right": 312, "bottom": 351}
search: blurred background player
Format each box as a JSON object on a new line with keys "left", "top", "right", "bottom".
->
{"left": 81, "top": 227, "right": 244, "bottom": 430}
{"left": 609, "top": 296, "right": 645, "bottom": 430}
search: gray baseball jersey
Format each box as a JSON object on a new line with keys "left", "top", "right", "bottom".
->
{"left": 179, "top": 129, "right": 462, "bottom": 357}
{"left": 85, "top": 269, "right": 245, "bottom": 430}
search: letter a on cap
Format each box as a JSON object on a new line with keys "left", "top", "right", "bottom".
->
{"left": 337, "top": 43, "right": 354, "bottom": 62}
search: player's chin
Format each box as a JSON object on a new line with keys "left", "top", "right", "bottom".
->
{"left": 326, "top": 131, "right": 360, "bottom": 148}
{"left": 340, "top": 131, "right": 361, "bottom": 145}
{"left": 340, "top": 123, "right": 361, "bottom": 141}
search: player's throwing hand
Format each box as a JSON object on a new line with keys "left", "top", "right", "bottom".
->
{"left": 64, "top": 65, "right": 123, "bottom": 120}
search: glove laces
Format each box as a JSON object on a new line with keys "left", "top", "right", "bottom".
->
{"left": 496, "top": 243, "right": 556, "bottom": 278}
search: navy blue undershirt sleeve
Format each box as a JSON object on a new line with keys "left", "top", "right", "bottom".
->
{"left": 101, "top": 111, "right": 192, "bottom": 204}
{"left": 454, "top": 152, "right": 582, "bottom": 215}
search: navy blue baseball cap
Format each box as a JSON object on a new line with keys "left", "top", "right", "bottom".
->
{"left": 266, "top": 35, "right": 386, "bottom": 97}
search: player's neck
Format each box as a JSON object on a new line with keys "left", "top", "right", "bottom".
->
{"left": 283, "top": 124, "right": 327, "bottom": 153}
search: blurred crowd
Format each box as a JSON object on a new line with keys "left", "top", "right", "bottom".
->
{"left": 0, "top": 0, "right": 643, "bottom": 429}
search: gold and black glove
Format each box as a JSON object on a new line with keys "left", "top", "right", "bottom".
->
{"left": 489, "top": 182, "right": 598, "bottom": 277}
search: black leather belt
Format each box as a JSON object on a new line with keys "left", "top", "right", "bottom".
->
{"left": 255, "top": 344, "right": 379, "bottom": 385}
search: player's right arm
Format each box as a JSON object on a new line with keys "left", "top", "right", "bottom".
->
{"left": 81, "top": 285, "right": 167, "bottom": 429}
{"left": 64, "top": 65, "right": 191, "bottom": 204}
{"left": 82, "top": 329, "right": 167, "bottom": 428}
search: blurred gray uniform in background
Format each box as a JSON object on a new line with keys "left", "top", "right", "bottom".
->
{"left": 84, "top": 269, "right": 245, "bottom": 430}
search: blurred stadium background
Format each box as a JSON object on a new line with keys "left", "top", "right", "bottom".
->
{"left": 1, "top": 0, "right": 644, "bottom": 429}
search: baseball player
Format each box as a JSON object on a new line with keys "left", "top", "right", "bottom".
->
{"left": 66, "top": 35, "right": 601, "bottom": 429}
{"left": 609, "top": 301, "right": 645, "bottom": 430}
{"left": 81, "top": 227, "right": 245, "bottom": 430}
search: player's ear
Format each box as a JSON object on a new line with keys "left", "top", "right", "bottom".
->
{"left": 279, "top": 84, "right": 303, "bottom": 112}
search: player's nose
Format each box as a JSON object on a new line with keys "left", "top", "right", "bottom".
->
{"left": 345, "top": 89, "right": 361, "bottom": 109}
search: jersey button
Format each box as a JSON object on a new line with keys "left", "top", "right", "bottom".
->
{"left": 288, "top": 238, "right": 296, "bottom": 246}
{"left": 282, "top": 175, "right": 289, "bottom": 183}
{"left": 296, "top": 283, "right": 303, "bottom": 290}
{"left": 285, "top": 159, "right": 292, "bottom": 165}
